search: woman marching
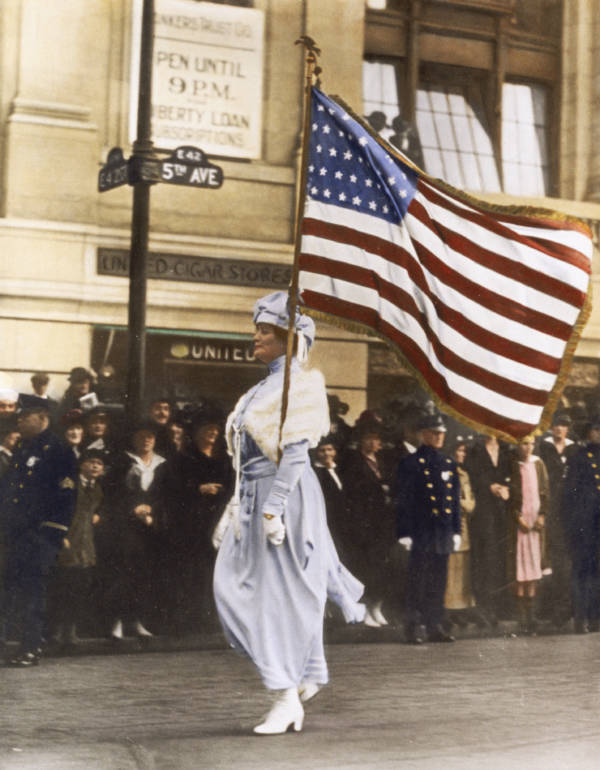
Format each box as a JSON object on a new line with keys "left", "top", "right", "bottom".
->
{"left": 213, "top": 291, "right": 364, "bottom": 735}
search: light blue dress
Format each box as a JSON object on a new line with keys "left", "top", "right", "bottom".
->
{"left": 213, "top": 356, "right": 364, "bottom": 690}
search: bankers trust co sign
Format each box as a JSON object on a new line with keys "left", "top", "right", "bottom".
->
{"left": 131, "top": 0, "right": 265, "bottom": 159}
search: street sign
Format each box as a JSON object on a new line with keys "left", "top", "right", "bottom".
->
{"left": 98, "top": 145, "right": 224, "bottom": 192}
{"left": 160, "top": 146, "right": 224, "bottom": 189}
{"left": 98, "top": 147, "right": 131, "bottom": 192}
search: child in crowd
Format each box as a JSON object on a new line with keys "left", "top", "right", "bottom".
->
{"left": 50, "top": 449, "right": 105, "bottom": 647}
{"left": 0, "top": 425, "right": 20, "bottom": 478}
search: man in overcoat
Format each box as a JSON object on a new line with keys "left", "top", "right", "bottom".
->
{"left": 396, "top": 413, "right": 461, "bottom": 643}
{"left": 0, "top": 403, "right": 77, "bottom": 665}
{"left": 561, "top": 416, "right": 600, "bottom": 633}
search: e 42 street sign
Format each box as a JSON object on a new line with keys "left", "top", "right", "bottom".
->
{"left": 98, "top": 145, "right": 224, "bottom": 192}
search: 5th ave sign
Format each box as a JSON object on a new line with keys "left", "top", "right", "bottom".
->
{"left": 98, "top": 144, "right": 224, "bottom": 191}
{"left": 160, "top": 146, "right": 223, "bottom": 188}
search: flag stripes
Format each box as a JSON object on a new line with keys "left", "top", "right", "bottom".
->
{"left": 298, "top": 88, "right": 593, "bottom": 440}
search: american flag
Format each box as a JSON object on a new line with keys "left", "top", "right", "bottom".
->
{"left": 299, "top": 88, "right": 593, "bottom": 441}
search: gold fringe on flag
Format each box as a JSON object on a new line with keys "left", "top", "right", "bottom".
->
{"left": 302, "top": 281, "right": 592, "bottom": 445}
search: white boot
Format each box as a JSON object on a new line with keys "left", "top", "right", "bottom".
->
{"left": 372, "top": 601, "right": 389, "bottom": 626}
{"left": 133, "top": 620, "right": 153, "bottom": 637}
{"left": 298, "top": 681, "right": 321, "bottom": 703}
{"left": 253, "top": 687, "right": 304, "bottom": 735}
{"left": 111, "top": 619, "right": 123, "bottom": 640}
{"left": 363, "top": 607, "right": 381, "bottom": 628}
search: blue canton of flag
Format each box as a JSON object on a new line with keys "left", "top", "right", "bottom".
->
{"left": 306, "top": 89, "right": 418, "bottom": 224}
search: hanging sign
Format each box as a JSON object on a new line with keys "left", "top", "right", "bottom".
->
{"left": 130, "top": 0, "right": 265, "bottom": 159}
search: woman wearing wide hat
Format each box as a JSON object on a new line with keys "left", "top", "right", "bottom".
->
{"left": 213, "top": 291, "right": 364, "bottom": 735}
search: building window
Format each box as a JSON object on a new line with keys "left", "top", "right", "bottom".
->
{"left": 362, "top": 58, "right": 425, "bottom": 167}
{"left": 362, "top": 59, "right": 401, "bottom": 143}
{"left": 415, "top": 79, "right": 501, "bottom": 193}
{"left": 363, "top": 59, "right": 551, "bottom": 196}
{"left": 501, "top": 81, "right": 549, "bottom": 197}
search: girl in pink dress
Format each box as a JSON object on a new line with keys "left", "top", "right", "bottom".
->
{"left": 509, "top": 437, "right": 549, "bottom": 635}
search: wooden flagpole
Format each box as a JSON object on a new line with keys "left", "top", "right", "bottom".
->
{"left": 277, "top": 37, "right": 321, "bottom": 461}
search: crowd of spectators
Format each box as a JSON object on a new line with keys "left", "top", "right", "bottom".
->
{"left": 0, "top": 366, "right": 598, "bottom": 652}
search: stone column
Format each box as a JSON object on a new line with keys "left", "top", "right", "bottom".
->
{"left": 587, "top": 0, "right": 600, "bottom": 200}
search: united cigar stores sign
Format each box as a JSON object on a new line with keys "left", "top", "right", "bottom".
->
{"left": 97, "top": 248, "right": 291, "bottom": 288}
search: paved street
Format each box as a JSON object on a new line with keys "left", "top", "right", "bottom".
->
{"left": 2, "top": 634, "right": 600, "bottom": 769}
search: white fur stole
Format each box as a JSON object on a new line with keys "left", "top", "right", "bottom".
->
{"left": 226, "top": 367, "right": 330, "bottom": 463}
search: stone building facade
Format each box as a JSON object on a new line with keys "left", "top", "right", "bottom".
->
{"left": 1, "top": 0, "right": 599, "bottom": 421}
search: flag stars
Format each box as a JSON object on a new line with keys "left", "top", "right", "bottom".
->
{"left": 322, "top": 125, "right": 331, "bottom": 134}
{"left": 352, "top": 196, "right": 362, "bottom": 206}
{"left": 383, "top": 204, "right": 390, "bottom": 213}
{"left": 368, "top": 201, "right": 377, "bottom": 210}
{"left": 338, "top": 131, "right": 345, "bottom": 137}
{"left": 324, "top": 189, "right": 331, "bottom": 198}
{"left": 358, "top": 137, "right": 368, "bottom": 146}
{"left": 334, "top": 171, "right": 343, "bottom": 179}
{"left": 329, "top": 148, "right": 337, "bottom": 157}
{"left": 319, "top": 167, "right": 327, "bottom": 176}
{"left": 312, "top": 123, "right": 318, "bottom": 131}
{"left": 316, "top": 144, "right": 322, "bottom": 153}
{"left": 388, "top": 176, "right": 396, "bottom": 185}
{"left": 365, "top": 179, "right": 373, "bottom": 187}
{"left": 310, "top": 186, "right": 318, "bottom": 195}
{"left": 343, "top": 151, "right": 352, "bottom": 160}
{"left": 350, "top": 174, "right": 357, "bottom": 183}
{"left": 339, "top": 192, "right": 347, "bottom": 201}
{"left": 308, "top": 165, "right": 314, "bottom": 173}
{"left": 399, "top": 189, "right": 407, "bottom": 198}
{"left": 317, "top": 105, "right": 324, "bottom": 112}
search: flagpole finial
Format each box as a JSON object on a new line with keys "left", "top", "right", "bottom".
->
{"left": 295, "top": 36, "right": 322, "bottom": 87}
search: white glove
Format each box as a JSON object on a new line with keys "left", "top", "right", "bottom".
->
{"left": 453, "top": 534, "right": 462, "bottom": 552}
{"left": 263, "top": 514, "right": 286, "bottom": 546}
{"left": 211, "top": 498, "right": 238, "bottom": 550}
{"left": 398, "top": 536, "right": 413, "bottom": 551}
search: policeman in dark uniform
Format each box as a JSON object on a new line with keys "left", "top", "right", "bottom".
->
{"left": 0, "top": 401, "right": 77, "bottom": 666}
{"left": 396, "top": 413, "right": 461, "bottom": 643}
{"left": 561, "top": 416, "right": 600, "bottom": 633}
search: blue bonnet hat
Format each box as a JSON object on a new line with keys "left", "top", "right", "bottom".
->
{"left": 253, "top": 291, "right": 315, "bottom": 359}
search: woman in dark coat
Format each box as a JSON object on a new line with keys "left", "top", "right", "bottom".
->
{"left": 166, "top": 405, "right": 234, "bottom": 632}
{"left": 561, "top": 417, "right": 600, "bottom": 633}
{"left": 340, "top": 414, "right": 395, "bottom": 627}
{"left": 105, "top": 421, "right": 168, "bottom": 639}
{"left": 465, "top": 435, "right": 512, "bottom": 626}
{"left": 538, "top": 414, "right": 577, "bottom": 627}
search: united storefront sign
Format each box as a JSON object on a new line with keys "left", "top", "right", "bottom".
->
{"left": 168, "top": 337, "right": 256, "bottom": 364}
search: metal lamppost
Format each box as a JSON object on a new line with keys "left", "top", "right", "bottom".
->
{"left": 98, "top": 0, "right": 223, "bottom": 425}
{"left": 126, "top": 0, "right": 157, "bottom": 426}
